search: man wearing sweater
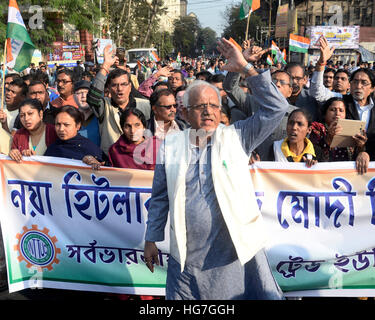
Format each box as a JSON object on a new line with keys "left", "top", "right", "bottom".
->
{"left": 87, "top": 45, "right": 151, "bottom": 155}
{"left": 143, "top": 38, "right": 289, "bottom": 300}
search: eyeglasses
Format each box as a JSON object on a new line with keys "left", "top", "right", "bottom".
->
{"left": 157, "top": 103, "right": 177, "bottom": 110}
{"left": 188, "top": 103, "right": 221, "bottom": 111}
{"left": 272, "top": 78, "right": 291, "bottom": 86}
{"left": 291, "top": 76, "right": 304, "bottom": 82}
{"left": 350, "top": 79, "right": 371, "bottom": 87}
{"left": 56, "top": 79, "right": 72, "bottom": 85}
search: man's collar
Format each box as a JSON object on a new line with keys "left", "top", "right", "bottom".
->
{"left": 354, "top": 96, "right": 374, "bottom": 109}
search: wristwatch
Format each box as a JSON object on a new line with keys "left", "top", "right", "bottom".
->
{"left": 242, "top": 62, "right": 254, "bottom": 74}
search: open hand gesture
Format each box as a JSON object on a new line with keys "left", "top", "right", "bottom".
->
{"left": 318, "top": 36, "right": 335, "bottom": 64}
{"left": 103, "top": 44, "right": 117, "bottom": 69}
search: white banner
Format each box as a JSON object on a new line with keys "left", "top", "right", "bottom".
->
{"left": 2, "top": 155, "right": 375, "bottom": 297}
{"left": 307, "top": 26, "right": 360, "bottom": 49}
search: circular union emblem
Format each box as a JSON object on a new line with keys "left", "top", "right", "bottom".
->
{"left": 14, "top": 225, "right": 61, "bottom": 271}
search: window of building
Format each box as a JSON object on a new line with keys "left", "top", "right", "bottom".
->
{"left": 315, "top": 15, "right": 321, "bottom": 25}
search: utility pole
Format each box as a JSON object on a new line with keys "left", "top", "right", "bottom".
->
{"left": 304, "top": 0, "right": 309, "bottom": 36}
{"left": 268, "top": 0, "right": 272, "bottom": 38}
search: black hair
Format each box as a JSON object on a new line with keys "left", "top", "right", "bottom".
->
{"left": 105, "top": 68, "right": 130, "bottom": 87}
{"left": 271, "top": 70, "right": 293, "bottom": 87}
{"left": 195, "top": 71, "right": 212, "bottom": 82}
{"left": 320, "top": 97, "right": 345, "bottom": 118}
{"left": 22, "top": 74, "right": 33, "bottom": 82}
{"left": 220, "top": 103, "right": 231, "bottom": 120}
{"left": 287, "top": 108, "right": 313, "bottom": 127}
{"left": 285, "top": 62, "right": 306, "bottom": 77}
{"left": 149, "top": 88, "right": 175, "bottom": 107}
{"left": 324, "top": 67, "right": 336, "bottom": 75}
{"left": 10, "top": 78, "right": 28, "bottom": 96}
{"left": 82, "top": 71, "right": 93, "bottom": 81}
{"left": 28, "top": 80, "right": 47, "bottom": 91}
{"left": 5, "top": 73, "right": 20, "bottom": 81}
{"left": 334, "top": 69, "right": 350, "bottom": 79}
{"left": 55, "top": 105, "right": 84, "bottom": 125}
{"left": 19, "top": 98, "right": 43, "bottom": 113}
{"left": 209, "top": 74, "right": 225, "bottom": 84}
{"left": 119, "top": 107, "right": 147, "bottom": 130}
{"left": 32, "top": 70, "right": 50, "bottom": 86}
{"left": 350, "top": 68, "right": 375, "bottom": 87}
{"left": 57, "top": 68, "right": 75, "bottom": 82}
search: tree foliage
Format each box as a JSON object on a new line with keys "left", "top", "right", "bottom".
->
{"left": 1, "top": 0, "right": 101, "bottom": 54}
{"left": 108, "top": 0, "right": 167, "bottom": 50}
{"left": 172, "top": 16, "right": 217, "bottom": 58}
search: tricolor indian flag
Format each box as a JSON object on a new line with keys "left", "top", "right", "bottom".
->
{"left": 289, "top": 34, "right": 310, "bottom": 53}
{"left": 266, "top": 55, "right": 273, "bottom": 66}
{"left": 149, "top": 51, "right": 160, "bottom": 62}
{"left": 137, "top": 60, "right": 147, "bottom": 73}
{"left": 176, "top": 52, "right": 181, "bottom": 63}
{"left": 239, "top": 0, "right": 260, "bottom": 20}
{"left": 271, "top": 41, "right": 286, "bottom": 65}
{"left": 6, "top": 0, "right": 35, "bottom": 72}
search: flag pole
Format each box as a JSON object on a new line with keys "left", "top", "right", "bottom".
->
{"left": 245, "top": 8, "right": 252, "bottom": 40}
{"left": 1, "top": 40, "right": 7, "bottom": 110}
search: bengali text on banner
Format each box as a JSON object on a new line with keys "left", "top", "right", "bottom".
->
{"left": 1, "top": 155, "right": 375, "bottom": 297}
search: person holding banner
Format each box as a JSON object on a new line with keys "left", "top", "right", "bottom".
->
{"left": 44, "top": 105, "right": 107, "bottom": 170}
{"left": 9, "top": 99, "right": 57, "bottom": 162}
{"left": 108, "top": 107, "right": 160, "bottom": 170}
{"left": 144, "top": 38, "right": 288, "bottom": 300}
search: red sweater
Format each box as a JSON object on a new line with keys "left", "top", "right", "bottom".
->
{"left": 108, "top": 135, "right": 161, "bottom": 170}
{"left": 11, "top": 124, "right": 58, "bottom": 153}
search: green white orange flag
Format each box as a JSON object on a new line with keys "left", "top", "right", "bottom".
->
{"left": 239, "top": 0, "right": 260, "bottom": 20}
{"left": 6, "top": 0, "right": 35, "bottom": 72}
{"left": 149, "top": 51, "right": 160, "bottom": 62}
{"left": 137, "top": 60, "right": 147, "bottom": 73}
{"left": 266, "top": 55, "right": 273, "bottom": 66}
{"left": 289, "top": 34, "right": 310, "bottom": 53}
{"left": 271, "top": 41, "right": 286, "bottom": 65}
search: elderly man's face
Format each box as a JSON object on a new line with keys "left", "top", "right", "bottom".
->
{"left": 272, "top": 72, "right": 292, "bottom": 99}
{"left": 152, "top": 93, "right": 177, "bottom": 123}
{"left": 186, "top": 86, "right": 221, "bottom": 132}
{"left": 350, "top": 71, "right": 375, "bottom": 103}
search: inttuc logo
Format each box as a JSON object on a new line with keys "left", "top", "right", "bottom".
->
{"left": 14, "top": 225, "right": 61, "bottom": 271}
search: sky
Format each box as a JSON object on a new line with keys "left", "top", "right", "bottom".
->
{"left": 187, "top": 0, "right": 240, "bottom": 37}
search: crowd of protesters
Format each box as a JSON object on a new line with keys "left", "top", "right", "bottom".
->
{"left": 0, "top": 35, "right": 374, "bottom": 299}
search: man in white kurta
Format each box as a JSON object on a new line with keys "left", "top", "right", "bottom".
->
{"left": 144, "top": 39, "right": 289, "bottom": 300}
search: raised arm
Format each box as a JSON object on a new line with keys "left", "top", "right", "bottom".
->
{"left": 217, "top": 38, "right": 289, "bottom": 155}
{"left": 309, "top": 36, "right": 342, "bottom": 102}
{"left": 86, "top": 45, "right": 117, "bottom": 122}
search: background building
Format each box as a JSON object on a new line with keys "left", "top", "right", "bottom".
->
{"left": 159, "top": 0, "right": 188, "bottom": 33}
